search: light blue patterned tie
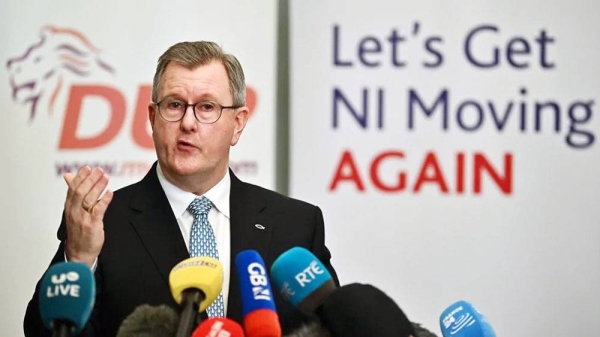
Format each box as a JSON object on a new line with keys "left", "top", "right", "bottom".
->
{"left": 188, "top": 196, "right": 225, "bottom": 318}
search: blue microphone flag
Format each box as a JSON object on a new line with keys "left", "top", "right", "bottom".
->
{"left": 440, "top": 300, "right": 496, "bottom": 337}
{"left": 235, "top": 249, "right": 277, "bottom": 316}
{"left": 270, "top": 247, "right": 332, "bottom": 307}
{"left": 39, "top": 261, "right": 95, "bottom": 334}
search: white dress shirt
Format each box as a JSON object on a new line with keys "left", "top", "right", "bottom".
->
{"left": 156, "top": 164, "right": 231, "bottom": 315}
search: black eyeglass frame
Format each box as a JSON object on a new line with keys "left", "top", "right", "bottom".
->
{"left": 153, "top": 99, "right": 241, "bottom": 124}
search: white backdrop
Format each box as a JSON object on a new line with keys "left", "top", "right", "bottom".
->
{"left": 290, "top": 1, "right": 600, "bottom": 335}
{"left": 0, "top": 1, "right": 277, "bottom": 335}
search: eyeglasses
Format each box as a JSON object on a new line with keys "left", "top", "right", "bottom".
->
{"left": 154, "top": 98, "right": 240, "bottom": 124}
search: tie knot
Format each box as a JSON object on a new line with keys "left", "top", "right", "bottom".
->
{"left": 188, "top": 196, "right": 212, "bottom": 218}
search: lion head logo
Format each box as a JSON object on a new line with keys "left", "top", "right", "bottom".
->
{"left": 6, "top": 26, "right": 115, "bottom": 120}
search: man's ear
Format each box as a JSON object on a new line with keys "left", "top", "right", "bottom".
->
{"left": 148, "top": 103, "right": 156, "bottom": 131}
{"left": 230, "top": 106, "right": 249, "bottom": 146}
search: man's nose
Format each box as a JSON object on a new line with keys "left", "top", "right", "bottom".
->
{"left": 180, "top": 105, "right": 198, "bottom": 130}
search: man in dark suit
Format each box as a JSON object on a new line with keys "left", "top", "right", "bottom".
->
{"left": 24, "top": 41, "right": 338, "bottom": 336}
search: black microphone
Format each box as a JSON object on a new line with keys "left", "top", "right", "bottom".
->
{"left": 270, "top": 248, "right": 416, "bottom": 337}
{"left": 282, "top": 321, "right": 438, "bottom": 337}
{"left": 413, "top": 322, "right": 439, "bottom": 337}
{"left": 115, "top": 304, "right": 179, "bottom": 337}
{"left": 283, "top": 321, "right": 331, "bottom": 337}
{"left": 317, "top": 283, "right": 416, "bottom": 337}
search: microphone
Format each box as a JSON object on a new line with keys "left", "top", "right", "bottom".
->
{"left": 317, "top": 283, "right": 416, "bottom": 337}
{"left": 169, "top": 257, "right": 224, "bottom": 337}
{"left": 282, "top": 321, "right": 331, "bottom": 337}
{"left": 439, "top": 300, "right": 496, "bottom": 337}
{"left": 412, "top": 322, "right": 439, "bottom": 337}
{"left": 282, "top": 321, "right": 437, "bottom": 337}
{"left": 115, "top": 304, "right": 179, "bottom": 337}
{"left": 270, "top": 247, "right": 336, "bottom": 314}
{"left": 235, "top": 250, "right": 281, "bottom": 337}
{"left": 39, "top": 261, "right": 95, "bottom": 337}
{"left": 191, "top": 317, "right": 245, "bottom": 337}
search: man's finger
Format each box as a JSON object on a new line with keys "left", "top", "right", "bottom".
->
{"left": 72, "top": 168, "right": 104, "bottom": 208}
{"left": 91, "top": 189, "right": 114, "bottom": 219}
{"left": 63, "top": 172, "right": 77, "bottom": 206}
{"left": 70, "top": 166, "right": 93, "bottom": 191}
{"left": 82, "top": 174, "right": 109, "bottom": 212}
{"left": 63, "top": 173, "right": 76, "bottom": 185}
{"left": 64, "top": 166, "right": 92, "bottom": 203}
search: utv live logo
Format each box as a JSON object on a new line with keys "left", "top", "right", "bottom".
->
{"left": 7, "top": 25, "right": 258, "bottom": 151}
{"left": 47, "top": 271, "right": 80, "bottom": 298}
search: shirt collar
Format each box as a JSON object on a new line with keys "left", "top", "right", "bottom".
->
{"left": 156, "top": 164, "right": 230, "bottom": 219}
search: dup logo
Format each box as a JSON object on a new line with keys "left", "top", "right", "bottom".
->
{"left": 6, "top": 25, "right": 258, "bottom": 150}
{"left": 7, "top": 26, "right": 115, "bottom": 121}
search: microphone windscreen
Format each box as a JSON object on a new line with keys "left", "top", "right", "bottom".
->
{"left": 439, "top": 300, "right": 496, "bottom": 337}
{"left": 412, "top": 322, "right": 440, "bottom": 337}
{"left": 115, "top": 304, "right": 179, "bottom": 337}
{"left": 283, "top": 321, "right": 331, "bottom": 337}
{"left": 235, "top": 250, "right": 281, "bottom": 337}
{"left": 39, "top": 262, "right": 95, "bottom": 335}
{"left": 191, "top": 317, "right": 245, "bottom": 337}
{"left": 236, "top": 250, "right": 277, "bottom": 314}
{"left": 318, "top": 283, "right": 415, "bottom": 337}
{"left": 169, "top": 257, "right": 223, "bottom": 312}
{"left": 270, "top": 247, "right": 335, "bottom": 312}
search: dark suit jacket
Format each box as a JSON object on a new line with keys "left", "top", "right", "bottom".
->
{"left": 24, "top": 163, "right": 338, "bottom": 336}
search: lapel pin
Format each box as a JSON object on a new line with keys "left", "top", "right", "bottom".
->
{"left": 254, "top": 224, "right": 265, "bottom": 230}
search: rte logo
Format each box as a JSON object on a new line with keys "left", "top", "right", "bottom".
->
{"left": 294, "top": 260, "right": 324, "bottom": 287}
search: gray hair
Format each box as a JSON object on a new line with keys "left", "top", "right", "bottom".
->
{"left": 151, "top": 41, "right": 246, "bottom": 106}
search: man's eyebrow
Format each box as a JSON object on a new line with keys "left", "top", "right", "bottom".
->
{"left": 194, "top": 92, "right": 219, "bottom": 100}
{"left": 163, "top": 91, "right": 220, "bottom": 101}
{"left": 159, "top": 93, "right": 183, "bottom": 100}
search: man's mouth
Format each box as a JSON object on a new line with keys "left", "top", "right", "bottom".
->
{"left": 177, "top": 140, "right": 197, "bottom": 150}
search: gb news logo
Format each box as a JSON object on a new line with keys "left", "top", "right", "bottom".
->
{"left": 6, "top": 26, "right": 257, "bottom": 151}
{"left": 46, "top": 271, "right": 81, "bottom": 298}
{"left": 247, "top": 262, "right": 272, "bottom": 301}
{"left": 442, "top": 305, "right": 475, "bottom": 334}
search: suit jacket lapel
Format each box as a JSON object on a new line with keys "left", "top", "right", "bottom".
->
{"left": 129, "top": 163, "right": 189, "bottom": 285}
{"left": 125, "top": 165, "right": 273, "bottom": 323}
{"left": 227, "top": 169, "right": 273, "bottom": 322}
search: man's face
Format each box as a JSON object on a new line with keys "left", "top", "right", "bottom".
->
{"left": 148, "top": 60, "right": 248, "bottom": 188}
